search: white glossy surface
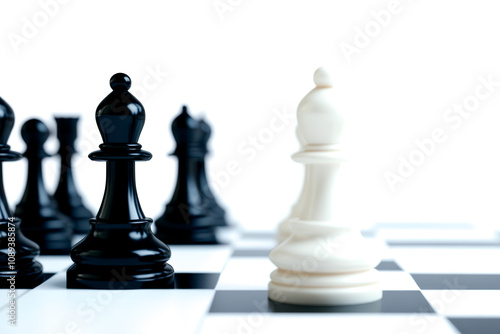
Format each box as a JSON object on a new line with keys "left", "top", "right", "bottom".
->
{"left": 200, "top": 315, "right": 460, "bottom": 334}
{"left": 296, "top": 67, "right": 344, "bottom": 146}
{"left": 268, "top": 281, "right": 382, "bottom": 306}
{"left": 168, "top": 245, "right": 232, "bottom": 273}
{"left": 0, "top": 288, "right": 215, "bottom": 334}
{"left": 270, "top": 68, "right": 381, "bottom": 305}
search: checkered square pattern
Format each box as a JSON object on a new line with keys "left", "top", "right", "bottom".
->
{"left": 1, "top": 223, "right": 499, "bottom": 334}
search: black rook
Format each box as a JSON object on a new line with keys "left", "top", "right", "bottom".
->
{"left": 53, "top": 117, "right": 93, "bottom": 234}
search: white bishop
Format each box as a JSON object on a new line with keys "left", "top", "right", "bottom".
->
{"left": 269, "top": 67, "right": 382, "bottom": 306}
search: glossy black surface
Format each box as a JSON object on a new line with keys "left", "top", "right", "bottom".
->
{"left": 0, "top": 96, "right": 43, "bottom": 288}
{"left": 196, "top": 118, "right": 227, "bottom": 226}
{"left": 174, "top": 273, "right": 220, "bottom": 289}
{"left": 67, "top": 73, "right": 174, "bottom": 289}
{"left": 155, "top": 106, "right": 227, "bottom": 245}
{"left": 14, "top": 119, "right": 73, "bottom": 255}
{"left": 53, "top": 117, "right": 93, "bottom": 234}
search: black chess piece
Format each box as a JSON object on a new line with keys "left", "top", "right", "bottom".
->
{"left": 14, "top": 119, "right": 73, "bottom": 255}
{"left": 155, "top": 106, "right": 226, "bottom": 245}
{"left": 67, "top": 73, "right": 174, "bottom": 289}
{"left": 0, "top": 97, "right": 43, "bottom": 288}
{"left": 53, "top": 117, "right": 93, "bottom": 234}
{"left": 196, "top": 117, "right": 227, "bottom": 226}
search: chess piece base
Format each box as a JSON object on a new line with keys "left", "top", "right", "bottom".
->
{"left": 0, "top": 219, "right": 44, "bottom": 287}
{"left": 0, "top": 267, "right": 44, "bottom": 289}
{"left": 0, "top": 221, "right": 43, "bottom": 288}
{"left": 269, "top": 219, "right": 382, "bottom": 306}
{"left": 66, "top": 264, "right": 175, "bottom": 289}
{"left": 21, "top": 217, "right": 73, "bottom": 255}
{"left": 268, "top": 280, "right": 382, "bottom": 306}
{"left": 268, "top": 268, "right": 382, "bottom": 306}
{"left": 67, "top": 219, "right": 174, "bottom": 289}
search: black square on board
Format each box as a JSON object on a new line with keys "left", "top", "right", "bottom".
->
{"left": 411, "top": 274, "right": 500, "bottom": 290}
{"left": 448, "top": 317, "right": 500, "bottom": 334}
{"left": 209, "top": 290, "right": 435, "bottom": 314}
{"left": 376, "top": 260, "right": 402, "bottom": 271}
{"left": 174, "top": 273, "right": 220, "bottom": 289}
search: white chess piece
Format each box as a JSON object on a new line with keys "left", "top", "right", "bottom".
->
{"left": 268, "top": 67, "right": 382, "bottom": 306}
{"left": 277, "top": 127, "right": 310, "bottom": 242}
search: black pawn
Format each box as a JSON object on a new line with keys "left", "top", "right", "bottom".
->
{"left": 67, "top": 73, "right": 174, "bottom": 289}
{"left": 0, "top": 97, "right": 43, "bottom": 288}
{"left": 15, "top": 119, "right": 73, "bottom": 255}
{"left": 155, "top": 106, "right": 226, "bottom": 245}
{"left": 53, "top": 117, "right": 93, "bottom": 234}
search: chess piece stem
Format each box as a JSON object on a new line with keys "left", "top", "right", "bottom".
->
{"left": 97, "top": 160, "right": 144, "bottom": 220}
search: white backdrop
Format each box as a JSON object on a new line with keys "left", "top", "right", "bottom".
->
{"left": 1, "top": 0, "right": 500, "bottom": 231}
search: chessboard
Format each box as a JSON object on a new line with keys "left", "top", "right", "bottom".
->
{"left": 1, "top": 222, "right": 499, "bottom": 334}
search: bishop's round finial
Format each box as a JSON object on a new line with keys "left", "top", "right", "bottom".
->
{"left": 96, "top": 73, "right": 145, "bottom": 144}
{"left": 0, "top": 96, "right": 15, "bottom": 145}
{"left": 297, "top": 67, "right": 344, "bottom": 146}
{"left": 313, "top": 67, "right": 333, "bottom": 88}
{"left": 110, "top": 73, "right": 132, "bottom": 91}
{"left": 21, "top": 119, "right": 50, "bottom": 146}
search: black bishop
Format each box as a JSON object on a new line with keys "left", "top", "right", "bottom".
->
{"left": 67, "top": 73, "right": 175, "bottom": 289}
